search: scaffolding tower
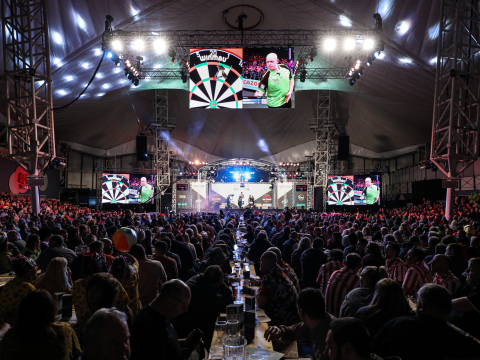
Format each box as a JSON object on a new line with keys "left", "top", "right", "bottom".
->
{"left": 309, "top": 91, "right": 340, "bottom": 212}
{"left": 147, "top": 89, "right": 175, "bottom": 213}
{"left": 2, "top": 0, "right": 55, "bottom": 214}
{"left": 430, "top": 0, "right": 480, "bottom": 219}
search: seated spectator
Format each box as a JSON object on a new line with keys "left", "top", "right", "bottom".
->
{"left": 326, "top": 232, "right": 344, "bottom": 250}
{"left": 301, "top": 237, "right": 328, "bottom": 289}
{"left": 385, "top": 241, "right": 407, "bottom": 284}
{"left": 173, "top": 265, "right": 234, "bottom": 350}
{"left": 361, "top": 242, "right": 385, "bottom": 268}
{"left": 372, "top": 284, "right": 480, "bottom": 360}
{"left": 355, "top": 278, "right": 412, "bottom": 336}
{"left": 130, "top": 243, "right": 166, "bottom": 307}
{"left": 402, "top": 247, "right": 433, "bottom": 296}
{"left": 198, "top": 246, "right": 232, "bottom": 275}
{"left": 325, "top": 253, "right": 362, "bottom": 317}
{"left": 82, "top": 308, "right": 131, "bottom": 360}
{"left": 172, "top": 234, "right": 196, "bottom": 281}
{"left": 0, "top": 235, "right": 13, "bottom": 274}
{"left": 130, "top": 279, "right": 203, "bottom": 360}
{"left": 100, "top": 238, "right": 114, "bottom": 267}
{"left": 0, "top": 290, "right": 81, "bottom": 360}
{"left": 356, "top": 238, "right": 368, "bottom": 258}
{"left": 267, "top": 246, "right": 300, "bottom": 292}
{"left": 446, "top": 243, "right": 469, "bottom": 280}
{"left": 425, "top": 242, "right": 447, "bottom": 264}
{"left": 161, "top": 236, "right": 182, "bottom": 272}
{"left": 430, "top": 254, "right": 460, "bottom": 294}
{"left": 154, "top": 241, "right": 178, "bottom": 280}
{"left": 243, "top": 251, "right": 299, "bottom": 326}
{"left": 110, "top": 252, "right": 142, "bottom": 318}
{"left": 182, "top": 233, "right": 197, "bottom": 262}
{"left": 247, "top": 231, "right": 273, "bottom": 274}
{"left": 317, "top": 249, "right": 344, "bottom": 295}
{"left": 74, "top": 273, "right": 130, "bottom": 345}
{"left": 0, "top": 255, "right": 38, "bottom": 326}
{"left": 36, "top": 235, "right": 77, "bottom": 274}
{"left": 450, "top": 257, "right": 480, "bottom": 339}
{"left": 33, "top": 257, "right": 73, "bottom": 296}
{"left": 291, "top": 237, "right": 311, "bottom": 281}
{"left": 282, "top": 231, "right": 299, "bottom": 265}
{"left": 21, "top": 233, "right": 41, "bottom": 260}
{"left": 264, "top": 288, "right": 335, "bottom": 360}
{"left": 343, "top": 233, "right": 359, "bottom": 257}
{"left": 398, "top": 235, "right": 420, "bottom": 261}
{"left": 7, "top": 230, "right": 26, "bottom": 252}
{"left": 339, "top": 266, "right": 388, "bottom": 318}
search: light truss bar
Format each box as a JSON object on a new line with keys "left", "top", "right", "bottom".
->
{"left": 103, "top": 29, "right": 382, "bottom": 48}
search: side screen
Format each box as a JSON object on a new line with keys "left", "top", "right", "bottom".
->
{"left": 327, "top": 175, "right": 381, "bottom": 205}
{"left": 102, "top": 174, "right": 154, "bottom": 204}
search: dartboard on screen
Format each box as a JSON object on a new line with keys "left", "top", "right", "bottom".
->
{"left": 327, "top": 176, "right": 355, "bottom": 205}
{"left": 189, "top": 49, "right": 243, "bottom": 109}
{"left": 102, "top": 174, "right": 130, "bottom": 204}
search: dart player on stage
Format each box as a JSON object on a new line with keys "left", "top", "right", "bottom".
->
{"left": 238, "top": 192, "right": 244, "bottom": 208}
{"left": 137, "top": 177, "right": 153, "bottom": 204}
{"left": 254, "top": 53, "right": 294, "bottom": 108}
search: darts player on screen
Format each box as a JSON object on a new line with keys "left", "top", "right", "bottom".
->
{"left": 254, "top": 53, "right": 294, "bottom": 108}
{"left": 360, "top": 177, "right": 380, "bottom": 205}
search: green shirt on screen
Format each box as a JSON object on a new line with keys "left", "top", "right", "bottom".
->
{"left": 139, "top": 184, "right": 153, "bottom": 203}
{"left": 257, "top": 66, "right": 292, "bottom": 108}
{"left": 364, "top": 185, "right": 379, "bottom": 204}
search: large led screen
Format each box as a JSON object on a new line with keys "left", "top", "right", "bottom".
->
{"left": 102, "top": 174, "right": 155, "bottom": 204}
{"left": 327, "top": 175, "right": 381, "bottom": 205}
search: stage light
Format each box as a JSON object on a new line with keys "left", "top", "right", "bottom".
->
{"left": 349, "top": 78, "right": 356, "bottom": 86}
{"left": 234, "top": 172, "right": 240, "bottom": 179}
{"left": 300, "top": 69, "right": 306, "bottom": 82}
{"left": 111, "top": 39, "right": 123, "bottom": 52}
{"left": 168, "top": 46, "right": 176, "bottom": 62}
{"left": 374, "top": 51, "right": 385, "bottom": 59}
{"left": 179, "top": 171, "right": 183, "bottom": 176}
{"left": 133, "top": 39, "right": 145, "bottom": 51}
{"left": 181, "top": 70, "right": 188, "bottom": 83}
{"left": 133, "top": 78, "right": 139, "bottom": 86}
{"left": 106, "top": 51, "right": 113, "bottom": 58}
{"left": 154, "top": 39, "right": 167, "bottom": 53}
{"left": 245, "top": 173, "right": 251, "bottom": 179}
{"left": 279, "top": 162, "right": 283, "bottom": 166}
{"left": 396, "top": 20, "right": 410, "bottom": 35}
{"left": 343, "top": 38, "right": 355, "bottom": 50}
{"left": 195, "top": 160, "right": 199, "bottom": 165}
{"left": 363, "top": 39, "right": 375, "bottom": 50}
{"left": 324, "top": 38, "right": 336, "bottom": 51}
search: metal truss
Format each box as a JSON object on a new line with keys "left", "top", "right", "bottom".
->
{"left": 139, "top": 66, "right": 352, "bottom": 80}
{"left": 199, "top": 158, "right": 277, "bottom": 177}
{"left": 103, "top": 29, "right": 382, "bottom": 48}
{"left": 309, "top": 91, "right": 340, "bottom": 212}
{"left": 147, "top": 89, "right": 176, "bottom": 213}
{"left": 430, "top": 0, "right": 480, "bottom": 219}
{"left": 2, "top": 0, "right": 55, "bottom": 214}
{"left": 94, "top": 167, "right": 158, "bottom": 174}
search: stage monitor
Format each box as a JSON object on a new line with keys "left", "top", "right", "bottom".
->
{"left": 243, "top": 47, "right": 295, "bottom": 109}
{"left": 296, "top": 185, "right": 307, "bottom": 192}
{"left": 327, "top": 174, "right": 381, "bottom": 205}
{"left": 177, "top": 184, "right": 188, "bottom": 191}
{"left": 101, "top": 174, "right": 154, "bottom": 204}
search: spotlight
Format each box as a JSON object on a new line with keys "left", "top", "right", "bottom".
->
{"left": 324, "top": 38, "right": 336, "bottom": 51}
{"left": 127, "top": 72, "right": 134, "bottom": 80}
{"left": 111, "top": 39, "right": 123, "bottom": 52}
{"left": 344, "top": 38, "right": 355, "bottom": 50}
{"left": 349, "top": 78, "right": 356, "bottom": 86}
{"left": 133, "top": 78, "right": 139, "bottom": 86}
{"left": 279, "top": 162, "right": 283, "bottom": 166}
{"left": 363, "top": 39, "right": 375, "bottom": 50}
{"left": 168, "top": 46, "right": 176, "bottom": 62}
{"left": 154, "top": 39, "right": 167, "bottom": 53}
{"left": 133, "top": 38, "right": 145, "bottom": 51}
{"left": 106, "top": 51, "right": 113, "bottom": 58}
{"left": 179, "top": 171, "right": 183, "bottom": 176}
{"left": 300, "top": 69, "right": 306, "bottom": 83}
{"left": 309, "top": 46, "right": 317, "bottom": 61}
{"left": 181, "top": 70, "right": 188, "bottom": 83}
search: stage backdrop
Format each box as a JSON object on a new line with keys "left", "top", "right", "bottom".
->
{"left": 210, "top": 182, "right": 273, "bottom": 209}
{"left": 277, "top": 182, "right": 294, "bottom": 208}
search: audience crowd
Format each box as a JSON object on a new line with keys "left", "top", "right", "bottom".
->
{"left": 0, "top": 191, "right": 480, "bottom": 360}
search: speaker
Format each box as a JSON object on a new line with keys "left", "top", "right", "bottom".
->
{"left": 338, "top": 136, "right": 349, "bottom": 161}
{"left": 136, "top": 135, "right": 148, "bottom": 161}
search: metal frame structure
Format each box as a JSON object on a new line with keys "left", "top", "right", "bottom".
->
{"left": 309, "top": 91, "right": 339, "bottom": 212}
{"left": 2, "top": 0, "right": 55, "bottom": 214}
{"left": 146, "top": 89, "right": 176, "bottom": 213}
{"left": 430, "top": 0, "right": 480, "bottom": 219}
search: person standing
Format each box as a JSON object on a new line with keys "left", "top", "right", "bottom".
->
{"left": 361, "top": 177, "right": 380, "bottom": 205}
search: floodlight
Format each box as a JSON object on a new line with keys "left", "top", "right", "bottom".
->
{"left": 106, "top": 51, "right": 113, "bottom": 58}
{"left": 154, "top": 39, "right": 167, "bottom": 53}
{"left": 133, "top": 39, "right": 145, "bottom": 51}
{"left": 133, "top": 78, "right": 139, "bottom": 86}
{"left": 363, "top": 39, "right": 375, "bottom": 50}
{"left": 343, "top": 38, "right": 355, "bottom": 50}
{"left": 324, "top": 38, "right": 336, "bottom": 51}
{"left": 111, "top": 39, "right": 123, "bottom": 52}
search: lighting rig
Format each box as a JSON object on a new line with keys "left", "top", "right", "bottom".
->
{"left": 101, "top": 14, "right": 384, "bottom": 87}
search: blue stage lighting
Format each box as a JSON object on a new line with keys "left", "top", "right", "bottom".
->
{"left": 234, "top": 172, "right": 240, "bottom": 179}
{"left": 106, "top": 51, "right": 113, "bottom": 58}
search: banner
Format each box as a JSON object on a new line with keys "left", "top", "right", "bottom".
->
{"left": 243, "top": 78, "right": 260, "bottom": 91}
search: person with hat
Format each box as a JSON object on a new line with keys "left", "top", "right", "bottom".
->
{"left": 0, "top": 255, "right": 37, "bottom": 326}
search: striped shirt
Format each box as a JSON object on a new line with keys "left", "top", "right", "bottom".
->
{"left": 317, "top": 260, "right": 343, "bottom": 295}
{"left": 386, "top": 257, "right": 408, "bottom": 283}
{"left": 402, "top": 262, "right": 433, "bottom": 295}
{"left": 325, "top": 267, "right": 361, "bottom": 317}
{"left": 433, "top": 271, "right": 461, "bottom": 294}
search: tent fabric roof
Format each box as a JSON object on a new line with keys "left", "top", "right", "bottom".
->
{"left": 2, "top": 0, "right": 440, "bottom": 159}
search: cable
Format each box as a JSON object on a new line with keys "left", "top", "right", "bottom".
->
{"left": 53, "top": 52, "right": 105, "bottom": 112}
